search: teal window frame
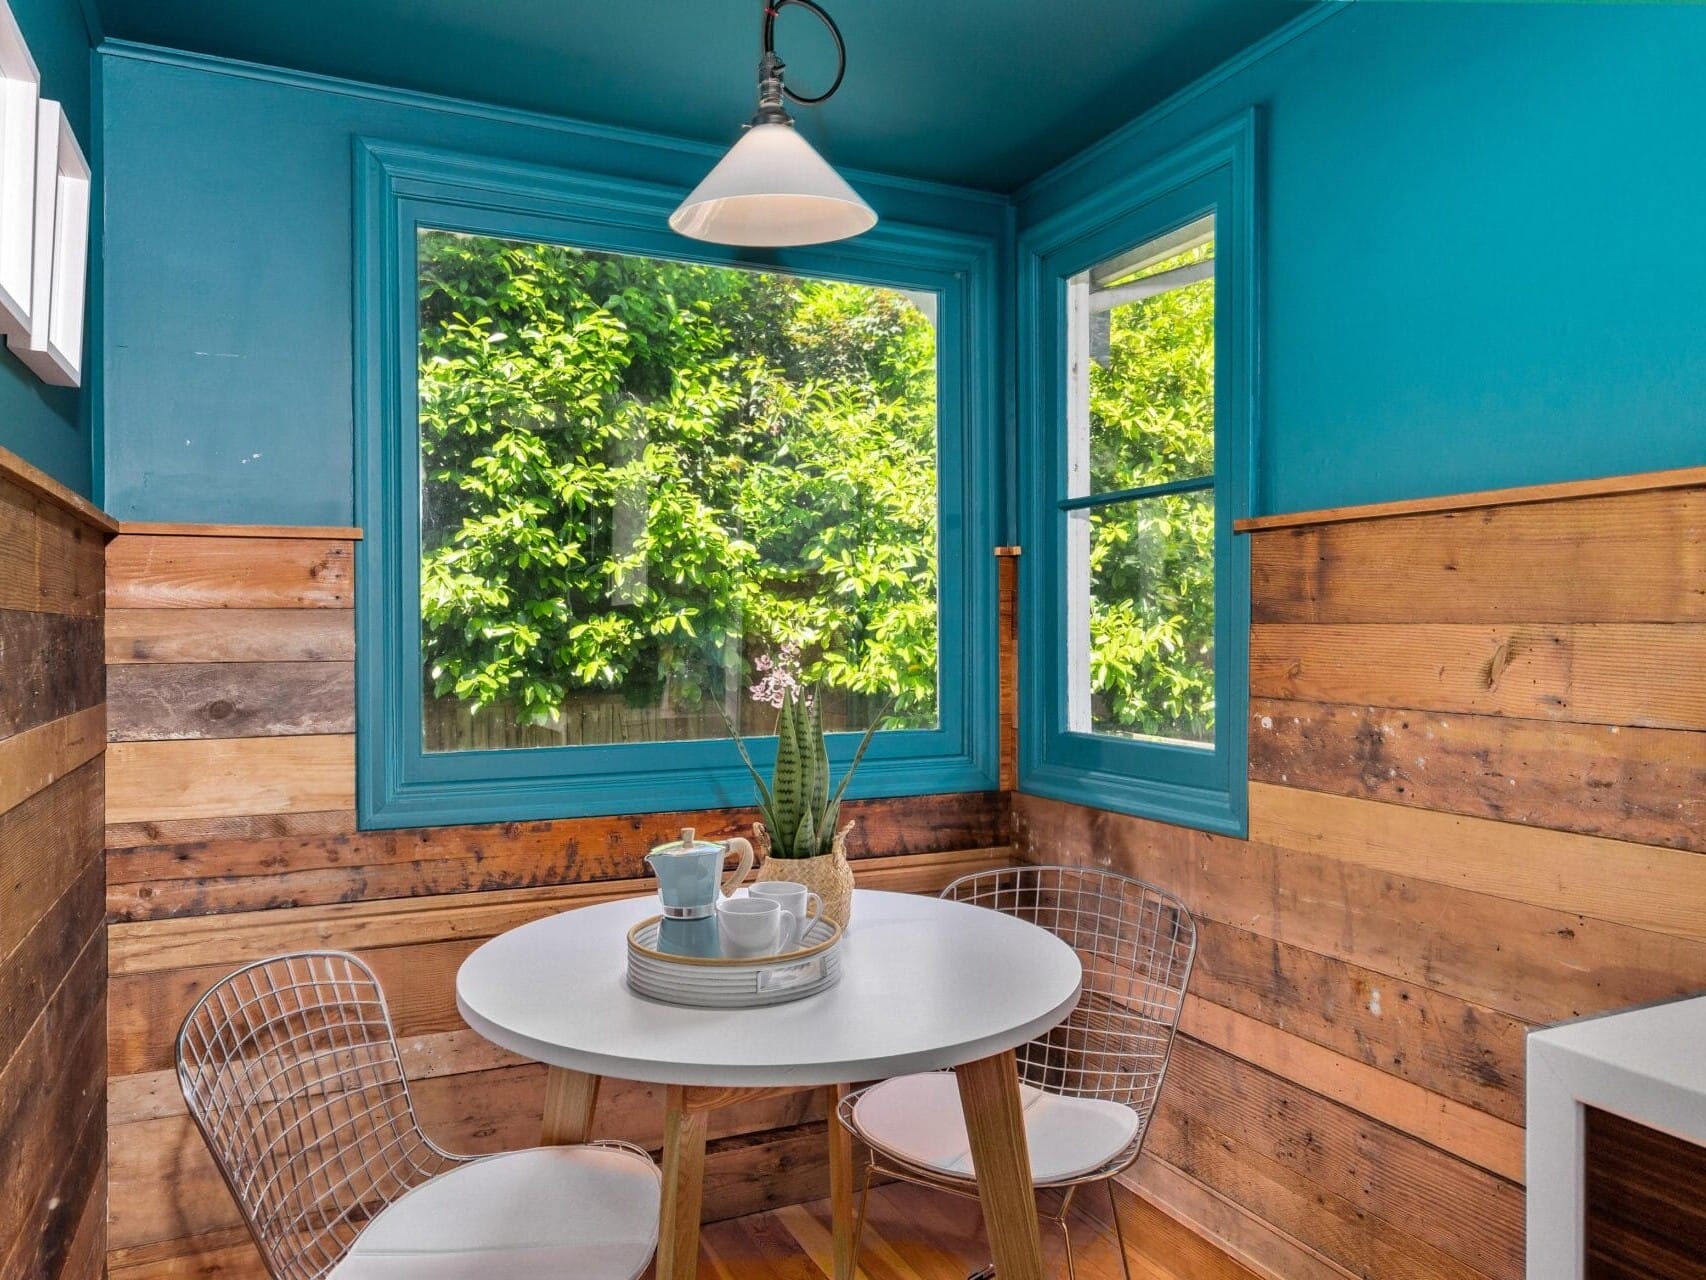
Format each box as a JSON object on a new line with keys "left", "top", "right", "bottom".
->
{"left": 354, "top": 139, "right": 1001, "bottom": 829}
{"left": 1015, "top": 113, "right": 1257, "bottom": 836}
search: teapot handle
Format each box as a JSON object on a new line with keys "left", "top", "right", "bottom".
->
{"left": 721, "top": 836, "right": 755, "bottom": 896}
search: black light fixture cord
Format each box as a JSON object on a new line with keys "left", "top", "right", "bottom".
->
{"left": 762, "top": 0, "right": 847, "bottom": 105}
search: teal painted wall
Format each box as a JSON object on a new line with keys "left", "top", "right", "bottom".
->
{"left": 0, "top": 0, "right": 93, "bottom": 493}
{"left": 1019, "top": 2, "right": 1706, "bottom": 516}
{"left": 96, "top": 46, "right": 1009, "bottom": 525}
{"left": 101, "top": 3, "right": 1706, "bottom": 523}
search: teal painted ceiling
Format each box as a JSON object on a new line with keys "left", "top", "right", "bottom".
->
{"left": 90, "top": 0, "right": 1311, "bottom": 190}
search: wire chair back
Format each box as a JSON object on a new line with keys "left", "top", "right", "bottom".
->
{"left": 175, "top": 950, "right": 465, "bottom": 1280}
{"left": 942, "top": 865, "right": 1197, "bottom": 1114}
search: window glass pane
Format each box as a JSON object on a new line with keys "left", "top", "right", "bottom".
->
{"left": 416, "top": 229, "right": 940, "bottom": 752}
{"left": 1066, "top": 215, "right": 1214, "bottom": 498}
{"left": 1069, "top": 492, "right": 1215, "bottom": 744}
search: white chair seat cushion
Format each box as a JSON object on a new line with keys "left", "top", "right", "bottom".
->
{"left": 328, "top": 1145, "right": 661, "bottom": 1280}
{"left": 852, "top": 1072, "right": 1142, "bottom": 1185}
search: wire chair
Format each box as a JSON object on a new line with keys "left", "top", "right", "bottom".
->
{"left": 837, "top": 865, "right": 1198, "bottom": 1280}
{"left": 176, "top": 951, "right": 468, "bottom": 1279}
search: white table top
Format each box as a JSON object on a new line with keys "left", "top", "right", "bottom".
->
{"left": 1528, "top": 993, "right": 1706, "bottom": 1100}
{"left": 456, "top": 889, "right": 1085, "bottom": 1087}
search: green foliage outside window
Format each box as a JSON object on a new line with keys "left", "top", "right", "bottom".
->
{"left": 1085, "top": 245, "right": 1217, "bottom": 742}
{"left": 416, "top": 230, "right": 1214, "bottom": 745}
{"left": 416, "top": 232, "right": 939, "bottom": 737}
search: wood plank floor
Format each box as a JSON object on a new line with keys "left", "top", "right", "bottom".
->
{"left": 652, "top": 1180, "right": 1253, "bottom": 1280}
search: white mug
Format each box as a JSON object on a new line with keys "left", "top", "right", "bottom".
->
{"left": 716, "top": 896, "right": 798, "bottom": 959}
{"left": 749, "top": 881, "right": 824, "bottom": 950}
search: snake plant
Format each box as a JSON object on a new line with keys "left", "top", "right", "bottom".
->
{"left": 721, "top": 688, "right": 888, "bottom": 858}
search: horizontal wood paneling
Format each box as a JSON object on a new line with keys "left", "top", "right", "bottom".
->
{"left": 2, "top": 760, "right": 104, "bottom": 958}
{"left": 1021, "top": 474, "right": 1706, "bottom": 1279}
{"left": 0, "top": 704, "right": 106, "bottom": 815}
{"left": 107, "top": 534, "right": 354, "bottom": 609}
{"left": 1179, "top": 998, "right": 1525, "bottom": 1183}
{"left": 0, "top": 609, "right": 104, "bottom": 737}
{"left": 1250, "top": 782, "right": 1706, "bottom": 942}
{"left": 1250, "top": 697, "right": 1706, "bottom": 852}
{"left": 0, "top": 471, "right": 111, "bottom": 1279}
{"left": 0, "top": 860, "right": 104, "bottom": 1066}
{"left": 1125, "top": 1156, "right": 1354, "bottom": 1280}
{"left": 1586, "top": 1108, "right": 1706, "bottom": 1280}
{"left": 1187, "top": 912, "right": 1526, "bottom": 1125}
{"left": 1252, "top": 488, "right": 1706, "bottom": 625}
{"left": 106, "top": 852, "right": 1010, "bottom": 1075}
{"left": 106, "top": 607, "right": 355, "bottom": 663}
{"left": 105, "top": 808, "right": 360, "bottom": 849}
{"left": 0, "top": 481, "right": 106, "bottom": 617}
{"left": 102, "top": 523, "right": 1022, "bottom": 1275}
{"left": 0, "top": 933, "right": 106, "bottom": 1280}
{"left": 1251, "top": 621, "right": 1706, "bottom": 731}
{"left": 107, "top": 661, "right": 354, "bottom": 739}
{"left": 105, "top": 733, "right": 357, "bottom": 823}
{"left": 1015, "top": 794, "right": 1706, "bottom": 1030}
{"left": 56, "top": 1157, "right": 108, "bottom": 1280}
{"left": 106, "top": 789, "right": 1007, "bottom": 920}
{"left": 1161, "top": 1036, "right": 1524, "bottom": 1278}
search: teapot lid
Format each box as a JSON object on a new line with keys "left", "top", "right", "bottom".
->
{"left": 649, "top": 826, "right": 723, "bottom": 855}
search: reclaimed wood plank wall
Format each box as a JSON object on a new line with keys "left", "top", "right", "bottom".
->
{"left": 1015, "top": 474, "right": 1706, "bottom": 1280}
{"left": 0, "top": 448, "right": 114, "bottom": 1280}
{"left": 101, "top": 524, "right": 1013, "bottom": 1279}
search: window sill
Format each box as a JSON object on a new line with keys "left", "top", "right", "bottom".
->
{"left": 1016, "top": 759, "right": 1247, "bottom": 838}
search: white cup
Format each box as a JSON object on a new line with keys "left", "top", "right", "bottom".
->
{"left": 716, "top": 896, "right": 798, "bottom": 959}
{"left": 749, "top": 881, "right": 824, "bottom": 950}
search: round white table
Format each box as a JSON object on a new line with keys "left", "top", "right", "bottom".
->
{"left": 457, "top": 888, "right": 1083, "bottom": 1280}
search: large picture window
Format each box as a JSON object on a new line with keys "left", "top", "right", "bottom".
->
{"left": 1018, "top": 115, "right": 1255, "bottom": 835}
{"left": 358, "top": 142, "right": 999, "bottom": 827}
{"left": 416, "top": 231, "right": 941, "bottom": 752}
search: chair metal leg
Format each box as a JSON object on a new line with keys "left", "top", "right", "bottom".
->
{"left": 1055, "top": 1185, "right": 1079, "bottom": 1280}
{"left": 849, "top": 1159, "right": 875, "bottom": 1279}
{"left": 1103, "top": 1178, "right": 1133, "bottom": 1280}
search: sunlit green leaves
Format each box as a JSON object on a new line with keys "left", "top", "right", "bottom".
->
{"left": 1083, "top": 251, "right": 1218, "bottom": 742}
{"left": 416, "top": 231, "right": 940, "bottom": 735}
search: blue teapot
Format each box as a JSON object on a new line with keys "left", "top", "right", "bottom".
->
{"left": 644, "top": 827, "right": 755, "bottom": 920}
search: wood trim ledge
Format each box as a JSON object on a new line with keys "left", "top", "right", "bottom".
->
{"left": 116, "top": 522, "right": 364, "bottom": 539}
{"left": 0, "top": 443, "right": 119, "bottom": 533}
{"left": 1233, "top": 464, "right": 1706, "bottom": 533}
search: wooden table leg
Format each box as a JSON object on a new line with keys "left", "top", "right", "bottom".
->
{"left": 540, "top": 1066, "right": 601, "bottom": 1145}
{"left": 824, "top": 1084, "right": 858, "bottom": 1280}
{"left": 955, "top": 1050, "right": 1044, "bottom": 1280}
{"left": 658, "top": 1084, "right": 712, "bottom": 1280}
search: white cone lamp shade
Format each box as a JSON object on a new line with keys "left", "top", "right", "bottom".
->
{"left": 670, "top": 123, "right": 877, "bottom": 247}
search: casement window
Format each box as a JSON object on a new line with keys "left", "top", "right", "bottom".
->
{"left": 356, "top": 142, "right": 998, "bottom": 827}
{"left": 1018, "top": 115, "right": 1255, "bottom": 834}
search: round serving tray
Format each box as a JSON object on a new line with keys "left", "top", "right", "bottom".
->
{"left": 626, "top": 914, "right": 844, "bottom": 1008}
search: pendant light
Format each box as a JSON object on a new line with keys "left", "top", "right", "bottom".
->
{"left": 670, "top": 0, "right": 876, "bottom": 248}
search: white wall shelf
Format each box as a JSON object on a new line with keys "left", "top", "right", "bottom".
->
{"left": 1527, "top": 993, "right": 1706, "bottom": 1278}
{"left": 0, "top": 0, "right": 40, "bottom": 339}
{"left": 9, "top": 97, "right": 87, "bottom": 386}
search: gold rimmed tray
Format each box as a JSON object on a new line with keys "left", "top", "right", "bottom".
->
{"left": 625, "top": 914, "right": 844, "bottom": 1007}
{"left": 626, "top": 915, "right": 842, "bottom": 965}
